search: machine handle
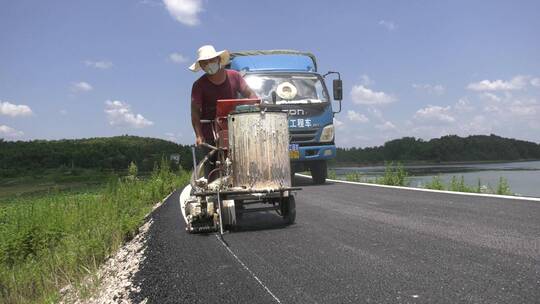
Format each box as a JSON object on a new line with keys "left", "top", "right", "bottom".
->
{"left": 200, "top": 142, "right": 218, "bottom": 150}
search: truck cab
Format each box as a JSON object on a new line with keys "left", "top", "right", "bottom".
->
{"left": 228, "top": 50, "right": 342, "bottom": 184}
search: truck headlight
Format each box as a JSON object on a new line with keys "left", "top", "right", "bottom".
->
{"left": 320, "top": 124, "right": 334, "bottom": 142}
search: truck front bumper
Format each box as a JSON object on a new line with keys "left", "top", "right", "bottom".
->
{"left": 291, "top": 144, "right": 336, "bottom": 162}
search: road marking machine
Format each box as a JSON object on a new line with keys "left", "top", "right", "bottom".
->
{"left": 179, "top": 98, "right": 301, "bottom": 233}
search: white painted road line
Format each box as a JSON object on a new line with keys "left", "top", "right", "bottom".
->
{"left": 215, "top": 234, "right": 282, "bottom": 304}
{"left": 296, "top": 174, "right": 540, "bottom": 202}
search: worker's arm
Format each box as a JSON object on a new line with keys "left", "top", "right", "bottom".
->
{"left": 191, "top": 103, "right": 204, "bottom": 146}
{"left": 241, "top": 86, "right": 257, "bottom": 99}
{"left": 236, "top": 72, "right": 257, "bottom": 99}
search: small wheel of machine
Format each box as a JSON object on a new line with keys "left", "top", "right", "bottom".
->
{"left": 281, "top": 195, "right": 296, "bottom": 225}
{"left": 235, "top": 200, "right": 244, "bottom": 221}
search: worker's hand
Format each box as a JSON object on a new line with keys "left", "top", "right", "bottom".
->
{"left": 195, "top": 135, "right": 204, "bottom": 146}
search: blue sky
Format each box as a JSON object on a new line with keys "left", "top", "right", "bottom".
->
{"left": 1, "top": 0, "right": 539, "bottom": 147}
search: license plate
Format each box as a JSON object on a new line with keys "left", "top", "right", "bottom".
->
{"left": 289, "top": 144, "right": 299, "bottom": 159}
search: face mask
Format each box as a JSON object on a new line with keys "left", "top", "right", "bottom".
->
{"left": 203, "top": 62, "right": 220, "bottom": 75}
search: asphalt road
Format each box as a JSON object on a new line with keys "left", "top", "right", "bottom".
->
{"left": 131, "top": 176, "right": 540, "bottom": 304}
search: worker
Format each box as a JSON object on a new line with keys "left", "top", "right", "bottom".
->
{"left": 189, "top": 45, "right": 257, "bottom": 179}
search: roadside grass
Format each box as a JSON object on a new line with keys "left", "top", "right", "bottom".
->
{"left": 329, "top": 162, "right": 409, "bottom": 186}
{"left": 0, "top": 160, "right": 190, "bottom": 303}
{"left": 424, "top": 175, "right": 513, "bottom": 195}
{"left": 327, "top": 163, "right": 513, "bottom": 195}
{"left": 0, "top": 168, "right": 113, "bottom": 200}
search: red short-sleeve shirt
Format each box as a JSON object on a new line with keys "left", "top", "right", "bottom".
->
{"left": 191, "top": 69, "right": 249, "bottom": 140}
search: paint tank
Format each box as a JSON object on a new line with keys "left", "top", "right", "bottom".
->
{"left": 228, "top": 110, "right": 291, "bottom": 190}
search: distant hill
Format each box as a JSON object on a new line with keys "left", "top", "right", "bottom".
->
{"left": 336, "top": 134, "right": 540, "bottom": 164}
{"left": 0, "top": 135, "right": 193, "bottom": 177}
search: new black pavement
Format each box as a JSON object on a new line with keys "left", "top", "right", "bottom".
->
{"left": 131, "top": 176, "right": 540, "bottom": 303}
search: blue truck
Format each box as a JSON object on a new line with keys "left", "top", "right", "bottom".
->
{"left": 228, "top": 50, "right": 343, "bottom": 184}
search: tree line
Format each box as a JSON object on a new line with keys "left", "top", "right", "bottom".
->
{"left": 2, "top": 134, "right": 539, "bottom": 177}
{"left": 336, "top": 134, "right": 540, "bottom": 164}
{"left": 0, "top": 135, "right": 193, "bottom": 177}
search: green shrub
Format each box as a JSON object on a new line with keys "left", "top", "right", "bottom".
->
{"left": 128, "top": 161, "right": 138, "bottom": 178}
{"left": 496, "top": 177, "right": 512, "bottom": 195}
{"left": 425, "top": 176, "right": 445, "bottom": 190}
{"left": 327, "top": 169, "right": 337, "bottom": 180}
{"left": 449, "top": 176, "right": 475, "bottom": 193}
{"left": 375, "top": 162, "right": 409, "bottom": 186}
{"left": 476, "top": 178, "right": 482, "bottom": 193}
{"left": 345, "top": 172, "right": 362, "bottom": 182}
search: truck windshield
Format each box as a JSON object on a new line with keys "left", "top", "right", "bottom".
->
{"left": 244, "top": 73, "right": 329, "bottom": 104}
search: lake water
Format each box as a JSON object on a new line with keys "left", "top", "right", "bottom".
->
{"left": 332, "top": 160, "right": 540, "bottom": 198}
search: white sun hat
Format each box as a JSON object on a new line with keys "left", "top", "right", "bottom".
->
{"left": 188, "top": 45, "right": 230, "bottom": 72}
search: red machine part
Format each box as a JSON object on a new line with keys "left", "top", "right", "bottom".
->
{"left": 214, "top": 98, "right": 260, "bottom": 148}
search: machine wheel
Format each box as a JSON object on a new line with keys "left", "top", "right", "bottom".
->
{"left": 235, "top": 200, "right": 244, "bottom": 221}
{"left": 281, "top": 196, "right": 296, "bottom": 225}
{"left": 311, "top": 161, "right": 327, "bottom": 184}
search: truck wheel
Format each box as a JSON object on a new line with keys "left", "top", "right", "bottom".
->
{"left": 282, "top": 196, "right": 296, "bottom": 225}
{"left": 311, "top": 161, "right": 327, "bottom": 184}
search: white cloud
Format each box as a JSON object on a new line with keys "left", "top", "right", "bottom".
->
{"left": 84, "top": 60, "right": 113, "bottom": 69}
{"left": 354, "top": 135, "right": 371, "bottom": 141}
{"left": 480, "top": 92, "right": 501, "bottom": 102}
{"left": 528, "top": 120, "right": 540, "bottom": 129}
{"left": 414, "top": 105, "right": 455, "bottom": 123}
{"left": 368, "top": 107, "right": 384, "bottom": 120}
{"left": 408, "top": 125, "right": 451, "bottom": 141}
{"left": 350, "top": 85, "right": 396, "bottom": 105}
{"left": 508, "top": 100, "right": 538, "bottom": 116}
{"left": 478, "top": 91, "right": 539, "bottom": 118}
{"left": 333, "top": 117, "right": 344, "bottom": 129}
{"left": 531, "top": 78, "right": 540, "bottom": 87}
{"left": 105, "top": 100, "right": 154, "bottom": 128}
{"left": 458, "top": 115, "right": 494, "bottom": 135}
{"left": 467, "top": 75, "right": 528, "bottom": 91}
{"left": 378, "top": 20, "right": 396, "bottom": 31}
{"left": 375, "top": 121, "right": 396, "bottom": 131}
{"left": 169, "top": 52, "right": 188, "bottom": 63}
{"left": 165, "top": 132, "right": 183, "bottom": 143}
{"left": 0, "top": 125, "right": 24, "bottom": 138}
{"left": 483, "top": 104, "right": 500, "bottom": 114}
{"left": 360, "top": 74, "right": 374, "bottom": 86}
{"left": 347, "top": 110, "right": 369, "bottom": 123}
{"left": 0, "top": 101, "right": 33, "bottom": 117}
{"left": 71, "top": 81, "right": 93, "bottom": 92}
{"left": 163, "top": 0, "right": 203, "bottom": 26}
{"left": 165, "top": 132, "right": 176, "bottom": 140}
{"left": 340, "top": 81, "right": 540, "bottom": 146}
{"left": 406, "top": 92, "right": 538, "bottom": 142}
{"left": 412, "top": 83, "right": 445, "bottom": 95}
{"left": 454, "top": 98, "right": 474, "bottom": 112}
